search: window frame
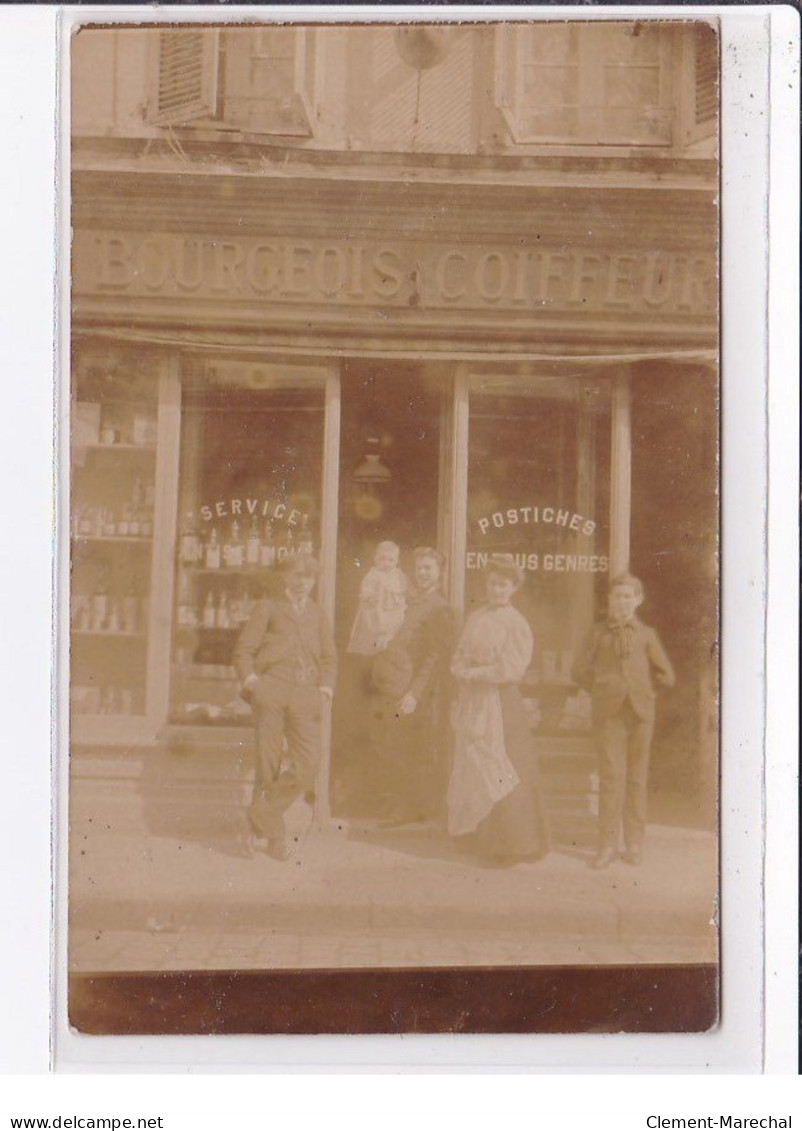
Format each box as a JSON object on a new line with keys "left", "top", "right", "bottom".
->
{"left": 494, "top": 22, "right": 679, "bottom": 150}
{"left": 147, "top": 26, "right": 319, "bottom": 138}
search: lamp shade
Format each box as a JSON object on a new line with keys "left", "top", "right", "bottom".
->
{"left": 353, "top": 437, "right": 392, "bottom": 484}
{"left": 394, "top": 26, "right": 451, "bottom": 70}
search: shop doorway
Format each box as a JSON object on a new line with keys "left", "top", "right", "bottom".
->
{"left": 330, "top": 360, "right": 447, "bottom": 816}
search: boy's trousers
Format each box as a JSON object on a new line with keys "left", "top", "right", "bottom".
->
{"left": 595, "top": 699, "right": 655, "bottom": 850}
{"left": 249, "top": 674, "right": 323, "bottom": 840}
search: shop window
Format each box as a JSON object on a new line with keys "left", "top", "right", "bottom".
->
{"left": 495, "top": 22, "right": 675, "bottom": 147}
{"left": 170, "top": 359, "right": 328, "bottom": 727}
{"left": 149, "top": 26, "right": 317, "bottom": 137}
{"left": 70, "top": 345, "right": 162, "bottom": 738}
{"left": 466, "top": 375, "right": 611, "bottom": 738}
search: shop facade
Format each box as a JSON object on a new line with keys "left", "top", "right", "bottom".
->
{"left": 70, "top": 22, "right": 718, "bottom": 822}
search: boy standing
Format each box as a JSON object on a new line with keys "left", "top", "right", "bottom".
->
{"left": 234, "top": 554, "right": 337, "bottom": 861}
{"left": 572, "top": 573, "right": 675, "bottom": 869}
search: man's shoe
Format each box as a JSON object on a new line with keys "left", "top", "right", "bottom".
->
{"left": 265, "top": 837, "right": 291, "bottom": 862}
{"left": 589, "top": 847, "right": 618, "bottom": 870}
{"left": 622, "top": 847, "right": 643, "bottom": 866}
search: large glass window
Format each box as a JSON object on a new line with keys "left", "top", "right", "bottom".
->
{"left": 466, "top": 374, "right": 611, "bottom": 736}
{"left": 70, "top": 344, "right": 160, "bottom": 734}
{"left": 170, "top": 358, "right": 327, "bottom": 726}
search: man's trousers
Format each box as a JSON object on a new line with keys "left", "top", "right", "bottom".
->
{"left": 248, "top": 674, "right": 323, "bottom": 840}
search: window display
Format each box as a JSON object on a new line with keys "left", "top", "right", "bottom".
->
{"left": 169, "top": 360, "right": 327, "bottom": 726}
{"left": 70, "top": 346, "right": 160, "bottom": 734}
{"left": 466, "top": 374, "right": 612, "bottom": 736}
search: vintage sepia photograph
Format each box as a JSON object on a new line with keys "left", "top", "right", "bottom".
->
{"left": 66, "top": 17, "right": 720, "bottom": 1035}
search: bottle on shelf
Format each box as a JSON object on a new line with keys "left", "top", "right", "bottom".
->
{"left": 91, "top": 569, "right": 110, "bottom": 632}
{"left": 216, "top": 590, "right": 231, "bottom": 629}
{"left": 202, "top": 591, "right": 216, "bottom": 629}
{"left": 107, "top": 598, "right": 121, "bottom": 634}
{"left": 103, "top": 508, "right": 116, "bottom": 538}
{"left": 205, "top": 527, "right": 221, "bottom": 569}
{"left": 259, "top": 520, "right": 276, "bottom": 568}
{"left": 117, "top": 504, "right": 131, "bottom": 537}
{"left": 122, "top": 578, "right": 138, "bottom": 634}
{"left": 279, "top": 524, "right": 296, "bottom": 562}
{"left": 246, "top": 515, "right": 261, "bottom": 566}
{"left": 139, "top": 506, "right": 153, "bottom": 539}
{"left": 224, "top": 519, "right": 244, "bottom": 569}
{"left": 100, "top": 686, "right": 118, "bottom": 715}
{"left": 298, "top": 514, "right": 314, "bottom": 556}
{"left": 180, "top": 511, "right": 201, "bottom": 564}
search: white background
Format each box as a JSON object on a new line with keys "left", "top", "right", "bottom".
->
{"left": 0, "top": 0, "right": 798, "bottom": 1109}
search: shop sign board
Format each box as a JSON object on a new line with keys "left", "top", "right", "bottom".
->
{"left": 73, "top": 230, "right": 716, "bottom": 319}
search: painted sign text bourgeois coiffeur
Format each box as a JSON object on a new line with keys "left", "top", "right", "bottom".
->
{"left": 75, "top": 232, "right": 716, "bottom": 316}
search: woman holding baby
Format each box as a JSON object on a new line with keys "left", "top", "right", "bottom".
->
{"left": 363, "top": 545, "right": 456, "bottom": 825}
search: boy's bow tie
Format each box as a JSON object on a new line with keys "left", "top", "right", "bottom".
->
{"left": 609, "top": 620, "right": 635, "bottom": 657}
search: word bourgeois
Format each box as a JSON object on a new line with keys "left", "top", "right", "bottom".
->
{"left": 79, "top": 233, "right": 716, "bottom": 316}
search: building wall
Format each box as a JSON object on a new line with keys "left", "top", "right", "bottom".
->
{"left": 71, "top": 22, "right": 717, "bottom": 162}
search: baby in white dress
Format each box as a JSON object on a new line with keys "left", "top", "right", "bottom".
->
{"left": 347, "top": 540, "right": 408, "bottom": 655}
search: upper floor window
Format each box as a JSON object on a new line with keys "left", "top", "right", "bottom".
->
{"left": 149, "top": 26, "right": 318, "bottom": 137}
{"left": 495, "top": 22, "right": 716, "bottom": 149}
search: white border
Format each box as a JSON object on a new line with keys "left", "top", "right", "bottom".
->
{"left": 0, "top": 2, "right": 795, "bottom": 1078}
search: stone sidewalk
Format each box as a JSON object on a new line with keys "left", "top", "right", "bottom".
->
{"left": 68, "top": 768, "right": 718, "bottom": 974}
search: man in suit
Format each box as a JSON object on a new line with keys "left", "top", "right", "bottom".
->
{"left": 572, "top": 572, "right": 675, "bottom": 869}
{"left": 234, "top": 553, "right": 337, "bottom": 861}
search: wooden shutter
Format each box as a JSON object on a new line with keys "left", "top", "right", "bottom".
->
{"left": 677, "top": 22, "right": 718, "bottom": 145}
{"left": 150, "top": 28, "right": 220, "bottom": 125}
{"left": 692, "top": 23, "right": 718, "bottom": 133}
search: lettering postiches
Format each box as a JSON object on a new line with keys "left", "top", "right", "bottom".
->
{"left": 74, "top": 232, "right": 717, "bottom": 318}
{"left": 475, "top": 506, "right": 596, "bottom": 537}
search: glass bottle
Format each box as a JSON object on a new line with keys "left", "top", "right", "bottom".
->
{"left": 122, "top": 579, "right": 138, "bottom": 634}
{"left": 259, "top": 521, "right": 276, "bottom": 568}
{"left": 227, "top": 519, "right": 244, "bottom": 569}
{"left": 202, "top": 591, "right": 216, "bottom": 629}
{"left": 205, "top": 527, "right": 221, "bottom": 570}
{"left": 92, "top": 569, "right": 109, "bottom": 632}
{"left": 298, "top": 514, "right": 313, "bottom": 556}
{"left": 217, "top": 590, "right": 231, "bottom": 629}
{"left": 107, "top": 598, "right": 121, "bottom": 634}
{"left": 246, "top": 515, "right": 261, "bottom": 566}
{"left": 180, "top": 511, "right": 200, "bottom": 564}
{"left": 281, "top": 524, "right": 296, "bottom": 562}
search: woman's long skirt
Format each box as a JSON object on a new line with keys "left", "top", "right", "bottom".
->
{"left": 470, "top": 685, "right": 550, "bottom": 861}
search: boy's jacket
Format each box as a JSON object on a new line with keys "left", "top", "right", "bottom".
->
{"left": 572, "top": 616, "right": 675, "bottom": 722}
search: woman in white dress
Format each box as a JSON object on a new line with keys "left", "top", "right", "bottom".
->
{"left": 448, "top": 558, "right": 549, "bottom": 864}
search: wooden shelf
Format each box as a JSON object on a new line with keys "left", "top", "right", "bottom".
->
{"left": 72, "top": 535, "right": 153, "bottom": 544}
{"left": 78, "top": 443, "right": 157, "bottom": 453}
{"left": 182, "top": 565, "right": 272, "bottom": 575}
{"left": 72, "top": 630, "right": 147, "bottom": 639}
